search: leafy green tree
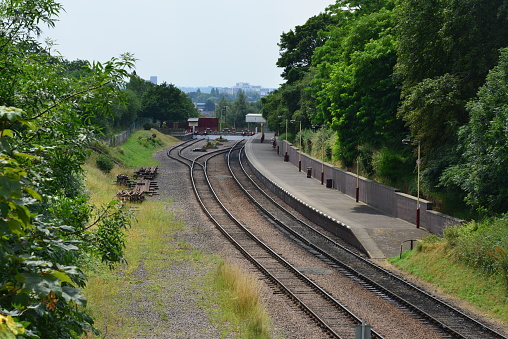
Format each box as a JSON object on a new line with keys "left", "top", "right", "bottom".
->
{"left": 277, "top": 11, "right": 338, "bottom": 83}
{"left": 396, "top": 0, "right": 508, "bottom": 151}
{"left": 395, "top": 0, "right": 508, "bottom": 194}
{"left": 141, "top": 82, "right": 198, "bottom": 125}
{"left": 312, "top": 4, "right": 403, "bottom": 166}
{"left": 230, "top": 91, "right": 248, "bottom": 127}
{"left": 113, "top": 88, "right": 142, "bottom": 129}
{"left": 443, "top": 48, "right": 508, "bottom": 214}
{"left": 126, "top": 73, "right": 155, "bottom": 98}
{"left": 1, "top": 1, "right": 135, "bottom": 337}
{"left": 204, "top": 98, "right": 215, "bottom": 112}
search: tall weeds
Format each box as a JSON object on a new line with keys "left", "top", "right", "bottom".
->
{"left": 214, "top": 261, "right": 271, "bottom": 338}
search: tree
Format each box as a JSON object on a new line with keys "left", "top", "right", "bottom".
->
{"left": 311, "top": 3, "right": 403, "bottom": 166}
{"left": 396, "top": 0, "right": 508, "bottom": 152}
{"left": 1, "top": 1, "right": 135, "bottom": 337}
{"left": 443, "top": 48, "right": 508, "bottom": 214}
{"left": 277, "top": 11, "right": 338, "bottom": 83}
{"left": 141, "top": 82, "right": 198, "bottom": 124}
{"left": 113, "top": 88, "right": 142, "bottom": 129}
{"left": 230, "top": 91, "right": 248, "bottom": 127}
{"left": 126, "top": 73, "right": 155, "bottom": 98}
{"left": 204, "top": 98, "right": 215, "bottom": 112}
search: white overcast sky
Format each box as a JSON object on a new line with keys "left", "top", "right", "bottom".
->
{"left": 40, "top": 0, "right": 335, "bottom": 89}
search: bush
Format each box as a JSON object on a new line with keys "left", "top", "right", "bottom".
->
{"left": 143, "top": 122, "right": 157, "bottom": 130}
{"left": 372, "top": 147, "right": 412, "bottom": 185}
{"left": 446, "top": 216, "right": 508, "bottom": 275}
{"left": 96, "top": 154, "right": 115, "bottom": 173}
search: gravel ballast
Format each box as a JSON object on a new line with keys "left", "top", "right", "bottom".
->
{"left": 118, "top": 143, "right": 508, "bottom": 338}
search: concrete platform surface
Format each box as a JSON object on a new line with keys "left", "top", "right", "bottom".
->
{"left": 244, "top": 133, "right": 429, "bottom": 259}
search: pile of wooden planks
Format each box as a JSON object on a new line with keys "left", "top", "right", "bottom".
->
{"left": 115, "top": 167, "right": 159, "bottom": 202}
{"left": 133, "top": 166, "right": 158, "bottom": 180}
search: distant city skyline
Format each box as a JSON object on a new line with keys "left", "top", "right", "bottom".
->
{"left": 176, "top": 82, "right": 274, "bottom": 96}
{"left": 41, "top": 0, "right": 335, "bottom": 89}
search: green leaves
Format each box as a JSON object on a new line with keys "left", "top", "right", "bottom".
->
{"left": 0, "top": 314, "right": 25, "bottom": 338}
{"left": 1, "top": 1, "right": 135, "bottom": 337}
{"left": 447, "top": 48, "right": 508, "bottom": 214}
{"left": 141, "top": 82, "right": 198, "bottom": 123}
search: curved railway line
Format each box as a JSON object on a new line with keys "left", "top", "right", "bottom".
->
{"left": 166, "top": 139, "right": 507, "bottom": 339}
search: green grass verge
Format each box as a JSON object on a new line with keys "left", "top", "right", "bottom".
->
{"left": 82, "top": 130, "right": 274, "bottom": 338}
{"left": 107, "top": 128, "right": 178, "bottom": 168}
{"left": 390, "top": 234, "right": 508, "bottom": 323}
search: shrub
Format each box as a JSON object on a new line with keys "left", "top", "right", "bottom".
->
{"left": 143, "top": 122, "right": 156, "bottom": 130}
{"left": 96, "top": 154, "right": 115, "bottom": 173}
{"left": 372, "top": 147, "right": 412, "bottom": 185}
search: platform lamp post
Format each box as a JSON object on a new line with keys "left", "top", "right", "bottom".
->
{"left": 312, "top": 124, "right": 326, "bottom": 184}
{"left": 284, "top": 118, "right": 289, "bottom": 161}
{"left": 218, "top": 104, "right": 222, "bottom": 133}
{"left": 278, "top": 117, "right": 289, "bottom": 162}
{"left": 290, "top": 120, "right": 302, "bottom": 171}
{"left": 222, "top": 105, "right": 227, "bottom": 133}
{"left": 402, "top": 139, "right": 421, "bottom": 228}
{"left": 356, "top": 154, "right": 360, "bottom": 202}
{"left": 321, "top": 129, "right": 325, "bottom": 185}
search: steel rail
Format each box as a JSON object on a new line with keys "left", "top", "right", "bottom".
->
{"left": 229, "top": 145, "right": 506, "bottom": 339}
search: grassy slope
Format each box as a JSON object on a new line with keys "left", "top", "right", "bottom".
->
{"left": 390, "top": 232, "right": 508, "bottom": 324}
{"left": 83, "top": 129, "right": 271, "bottom": 338}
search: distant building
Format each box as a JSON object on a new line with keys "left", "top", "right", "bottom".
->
{"left": 149, "top": 76, "right": 157, "bottom": 85}
{"left": 220, "top": 82, "right": 273, "bottom": 96}
{"left": 178, "top": 83, "right": 274, "bottom": 97}
{"left": 186, "top": 117, "right": 219, "bottom": 134}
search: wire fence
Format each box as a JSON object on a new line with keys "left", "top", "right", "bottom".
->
{"left": 99, "top": 119, "right": 151, "bottom": 147}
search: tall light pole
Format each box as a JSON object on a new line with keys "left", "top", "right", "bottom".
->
{"left": 290, "top": 120, "right": 302, "bottom": 171}
{"left": 222, "top": 106, "right": 227, "bottom": 133}
{"left": 321, "top": 128, "right": 325, "bottom": 185}
{"left": 356, "top": 154, "right": 360, "bottom": 202}
{"left": 402, "top": 139, "right": 421, "bottom": 228}
{"left": 285, "top": 119, "right": 289, "bottom": 161}
{"left": 278, "top": 118, "right": 288, "bottom": 161}
{"left": 312, "top": 124, "right": 326, "bottom": 184}
{"left": 218, "top": 104, "right": 222, "bottom": 132}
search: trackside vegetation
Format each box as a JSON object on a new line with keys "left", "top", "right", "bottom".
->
{"left": 390, "top": 216, "right": 508, "bottom": 323}
{"left": 3, "top": 0, "right": 508, "bottom": 336}
{"left": 82, "top": 129, "right": 273, "bottom": 338}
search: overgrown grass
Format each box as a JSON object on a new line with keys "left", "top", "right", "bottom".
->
{"left": 390, "top": 216, "right": 508, "bottom": 323}
{"left": 209, "top": 261, "right": 272, "bottom": 338}
{"left": 107, "top": 128, "right": 177, "bottom": 168}
{"left": 82, "top": 131, "right": 274, "bottom": 337}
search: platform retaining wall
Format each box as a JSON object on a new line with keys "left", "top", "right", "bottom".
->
{"left": 246, "top": 159, "right": 367, "bottom": 253}
{"left": 274, "top": 140, "right": 463, "bottom": 236}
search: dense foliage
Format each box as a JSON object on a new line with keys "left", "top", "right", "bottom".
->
{"left": 214, "top": 92, "right": 262, "bottom": 131}
{"left": 140, "top": 82, "right": 198, "bottom": 125}
{"left": 443, "top": 48, "right": 508, "bottom": 215}
{"left": 1, "top": 1, "right": 134, "bottom": 337}
{"left": 111, "top": 79, "right": 263, "bottom": 132}
{"left": 262, "top": 0, "right": 508, "bottom": 216}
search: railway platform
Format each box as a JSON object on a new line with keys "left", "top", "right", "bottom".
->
{"left": 244, "top": 133, "right": 429, "bottom": 259}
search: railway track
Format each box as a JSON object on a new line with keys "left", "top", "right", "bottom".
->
{"left": 225, "top": 145, "right": 507, "bottom": 339}
{"left": 167, "top": 139, "right": 383, "bottom": 339}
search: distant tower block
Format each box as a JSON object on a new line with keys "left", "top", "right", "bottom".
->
{"left": 149, "top": 76, "right": 157, "bottom": 85}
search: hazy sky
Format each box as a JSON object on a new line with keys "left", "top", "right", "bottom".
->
{"left": 41, "top": 1, "right": 335, "bottom": 89}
